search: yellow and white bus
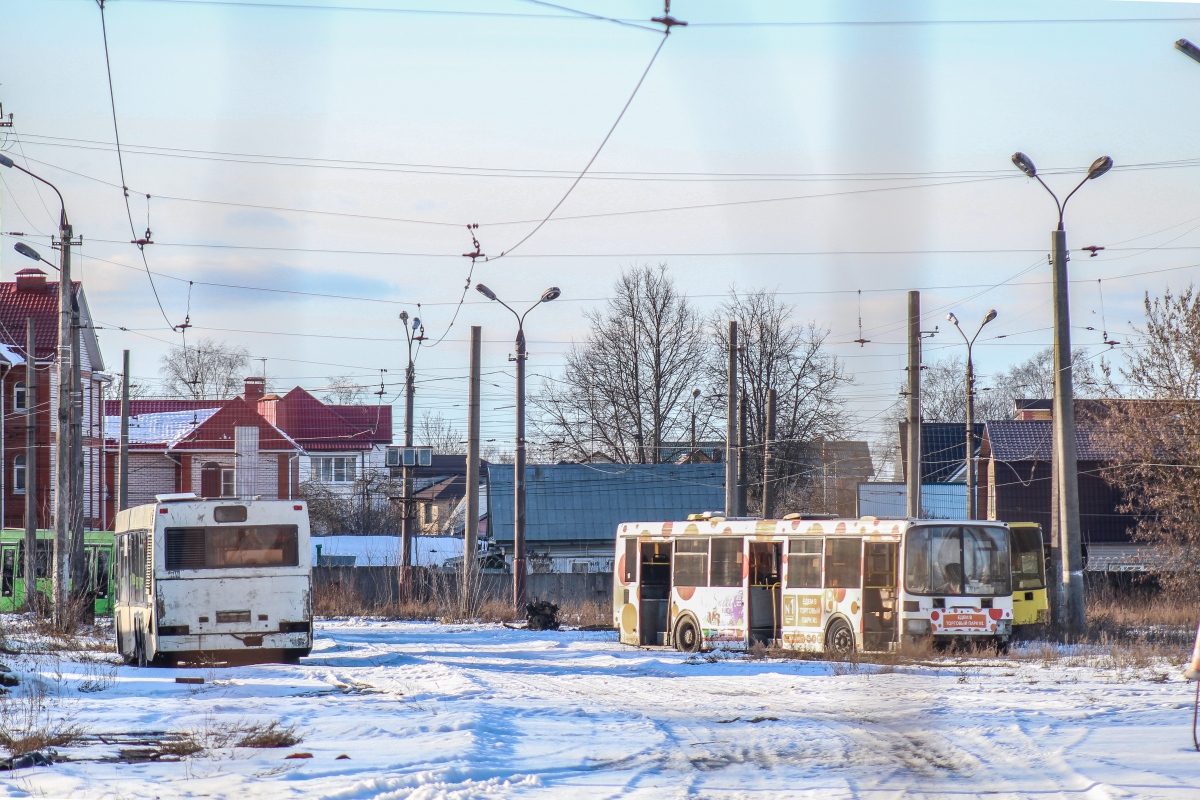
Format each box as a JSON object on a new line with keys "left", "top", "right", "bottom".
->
{"left": 613, "top": 515, "right": 1014, "bottom": 653}
{"left": 1009, "top": 522, "right": 1049, "bottom": 626}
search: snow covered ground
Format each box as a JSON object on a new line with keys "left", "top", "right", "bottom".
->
{"left": 2, "top": 619, "right": 1199, "bottom": 799}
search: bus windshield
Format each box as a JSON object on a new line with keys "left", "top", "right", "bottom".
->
{"left": 165, "top": 525, "right": 300, "bottom": 570}
{"left": 905, "top": 525, "right": 1011, "bottom": 596}
{"left": 1010, "top": 525, "right": 1046, "bottom": 590}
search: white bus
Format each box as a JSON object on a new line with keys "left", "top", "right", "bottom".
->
{"left": 613, "top": 515, "right": 1013, "bottom": 654}
{"left": 114, "top": 494, "right": 313, "bottom": 666}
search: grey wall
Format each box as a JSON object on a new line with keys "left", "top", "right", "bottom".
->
{"left": 313, "top": 566, "right": 612, "bottom": 610}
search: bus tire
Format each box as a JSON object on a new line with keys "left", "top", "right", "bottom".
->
{"left": 995, "top": 636, "right": 1010, "bottom": 655}
{"left": 824, "top": 618, "right": 855, "bottom": 656}
{"left": 674, "top": 616, "right": 702, "bottom": 654}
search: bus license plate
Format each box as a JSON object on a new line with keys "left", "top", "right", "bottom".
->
{"left": 941, "top": 612, "right": 986, "bottom": 630}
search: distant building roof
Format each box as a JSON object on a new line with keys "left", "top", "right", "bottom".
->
{"left": 899, "top": 422, "right": 984, "bottom": 482}
{"left": 414, "top": 475, "right": 465, "bottom": 503}
{"left": 985, "top": 419, "right": 1118, "bottom": 462}
{"left": 487, "top": 463, "right": 725, "bottom": 545}
{"left": 103, "top": 408, "right": 221, "bottom": 449}
{"left": 104, "top": 399, "right": 226, "bottom": 416}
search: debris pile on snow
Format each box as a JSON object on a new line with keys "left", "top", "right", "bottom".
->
{"left": 525, "top": 600, "right": 560, "bottom": 631}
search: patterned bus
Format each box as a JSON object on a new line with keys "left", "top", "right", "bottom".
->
{"left": 614, "top": 515, "right": 1014, "bottom": 653}
{"left": 0, "top": 529, "right": 114, "bottom": 614}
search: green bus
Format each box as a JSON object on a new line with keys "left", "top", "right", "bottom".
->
{"left": 0, "top": 529, "right": 115, "bottom": 615}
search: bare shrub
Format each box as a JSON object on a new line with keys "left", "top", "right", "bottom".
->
{"left": 232, "top": 721, "right": 301, "bottom": 749}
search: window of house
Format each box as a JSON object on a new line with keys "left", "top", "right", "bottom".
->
{"left": 311, "top": 456, "right": 357, "bottom": 484}
{"left": 13, "top": 382, "right": 26, "bottom": 413}
{"left": 220, "top": 468, "right": 235, "bottom": 498}
{"left": 422, "top": 503, "right": 433, "bottom": 524}
{"left": 13, "top": 455, "right": 26, "bottom": 494}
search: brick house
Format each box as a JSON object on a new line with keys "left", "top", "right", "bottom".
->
{"left": 103, "top": 377, "right": 392, "bottom": 519}
{"left": 0, "top": 267, "right": 108, "bottom": 530}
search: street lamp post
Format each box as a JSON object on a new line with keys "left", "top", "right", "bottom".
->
{"left": 946, "top": 310, "right": 997, "bottom": 520}
{"left": 0, "top": 155, "right": 76, "bottom": 626}
{"left": 476, "top": 283, "right": 560, "bottom": 609}
{"left": 398, "top": 311, "right": 424, "bottom": 584}
{"left": 1012, "top": 151, "right": 1112, "bottom": 637}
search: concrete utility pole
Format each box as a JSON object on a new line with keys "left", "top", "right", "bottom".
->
{"left": 725, "top": 321, "right": 738, "bottom": 517}
{"left": 475, "top": 284, "right": 560, "bottom": 610}
{"left": 736, "top": 390, "right": 747, "bottom": 517}
{"left": 69, "top": 294, "right": 88, "bottom": 620}
{"left": 463, "top": 326, "right": 481, "bottom": 616}
{"left": 762, "top": 388, "right": 776, "bottom": 519}
{"left": 119, "top": 350, "right": 130, "bottom": 511}
{"left": 53, "top": 211, "right": 73, "bottom": 623}
{"left": 24, "top": 319, "right": 38, "bottom": 613}
{"left": 689, "top": 388, "right": 700, "bottom": 456}
{"left": 906, "top": 291, "right": 922, "bottom": 519}
{"left": 1011, "top": 151, "right": 1112, "bottom": 637}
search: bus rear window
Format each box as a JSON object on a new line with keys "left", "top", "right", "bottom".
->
{"left": 165, "top": 526, "right": 300, "bottom": 570}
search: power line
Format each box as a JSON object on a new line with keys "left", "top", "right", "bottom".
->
{"left": 95, "top": 0, "right": 175, "bottom": 329}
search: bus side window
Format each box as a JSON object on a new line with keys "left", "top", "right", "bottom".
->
{"left": 825, "top": 538, "right": 862, "bottom": 589}
{"left": 710, "top": 538, "right": 744, "bottom": 587}
{"left": 95, "top": 547, "right": 112, "bottom": 600}
{"left": 786, "top": 538, "right": 822, "bottom": 588}
{"left": 673, "top": 538, "right": 709, "bottom": 587}
{"left": 623, "top": 538, "right": 637, "bottom": 583}
{"left": 1, "top": 547, "right": 15, "bottom": 598}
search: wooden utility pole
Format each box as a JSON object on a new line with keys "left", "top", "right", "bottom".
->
{"left": 24, "top": 319, "right": 38, "bottom": 613}
{"left": 463, "top": 326, "right": 481, "bottom": 616}
{"left": 762, "top": 388, "right": 776, "bottom": 518}
{"left": 724, "top": 321, "right": 738, "bottom": 517}
{"left": 906, "top": 291, "right": 922, "bottom": 519}
{"left": 119, "top": 350, "right": 130, "bottom": 511}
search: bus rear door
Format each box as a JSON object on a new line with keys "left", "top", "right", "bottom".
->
{"left": 639, "top": 541, "right": 672, "bottom": 646}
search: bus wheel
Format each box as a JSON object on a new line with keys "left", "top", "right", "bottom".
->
{"left": 995, "top": 636, "right": 1010, "bottom": 656}
{"left": 674, "top": 617, "right": 702, "bottom": 654}
{"left": 825, "top": 619, "right": 855, "bottom": 656}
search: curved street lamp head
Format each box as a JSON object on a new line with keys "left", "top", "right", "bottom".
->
{"left": 1087, "top": 156, "right": 1113, "bottom": 180}
{"left": 14, "top": 242, "right": 41, "bottom": 262}
{"left": 399, "top": 310, "right": 409, "bottom": 323}
{"left": 1012, "top": 152, "right": 1037, "bottom": 178}
{"left": 540, "top": 287, "right": 561, "bottom": 303}
{"left": 475, "top": 283, "right": 497, "bottom": 301}
{"left": 0, "top": 154, "right": 13, "bottom": 169}
{"left": 984, "top": 309, "right": 998, "bottom": 325}
{"left": 692, "top": 388, "right": 701, "bottom": 399}
{"left": 946, "top": 312, "right": 959, "bottom": 326}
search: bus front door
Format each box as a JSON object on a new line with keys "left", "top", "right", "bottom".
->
{"left": 639, "top": 542, "right": 672, "bottom": 646}
{"left": 863, "top": 541, "right": 899, "bottom": 651}
{"left": 748, "top": 541, "right": 782, "bottom": 645}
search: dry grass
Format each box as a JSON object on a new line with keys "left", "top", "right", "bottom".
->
{"left": 313, "top": 578, "right": 609, "bottom": 627}
{"left": 0, "top": 677, "right": 84, "bottom": 757}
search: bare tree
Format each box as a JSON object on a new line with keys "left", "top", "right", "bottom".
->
{"left": 323, "top": 376, "right": 367, "bottom": 405}
{"left": 1097, "top": 286, "right": 1200, "bottom": 589}
{"left": 533, "top": 264, "right": 708, "bottom": 463}
{"left": 302, "top": 475, "right": 402, "bottom": 537}
{"left": 709, "top": 288, "right": 852, "bottom": 509}
{"left": 159, "top": 338, "right": 251, "bottom": 399}
{"left": 417, "top": 411, "right": 465, "bottom": 455}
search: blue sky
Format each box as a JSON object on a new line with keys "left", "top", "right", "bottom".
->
{"left": 3, "top": 0, "right": 1200, "bottom": 454}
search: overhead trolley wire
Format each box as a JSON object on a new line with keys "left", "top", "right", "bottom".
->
{"left": 95, "top": 0, "right": 175, "bottom": 329}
